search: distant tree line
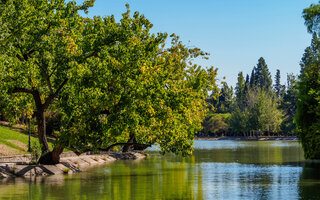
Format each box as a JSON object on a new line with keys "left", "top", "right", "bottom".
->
{"left": 201, "top": 57, "right": 299, "bottom": 137}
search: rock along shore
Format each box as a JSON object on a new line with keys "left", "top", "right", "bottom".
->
{"left": 0, "top": 151, "right": 146, "bottom": 178}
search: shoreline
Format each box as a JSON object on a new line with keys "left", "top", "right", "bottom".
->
{"left": 0, "top": 151, "right": 146, "bottom": 179}
{"left": 195, "top": 136, "right": 298, "bottom": 141}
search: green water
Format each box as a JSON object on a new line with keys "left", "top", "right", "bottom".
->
{"left": 1, "top": 140, "right": 320, "bottom": 200}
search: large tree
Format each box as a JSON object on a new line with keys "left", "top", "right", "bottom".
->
{"left": 0, "top": 1, "right": 218, "bottom": 163}
{"left": 0, "top": 0, "right": 101, "bottom": 159}
{"left": 294, "top": 4, "right": 320, "bottom": 159}
{"left": 296, "top": 34, "right": 320, "bottom": 159}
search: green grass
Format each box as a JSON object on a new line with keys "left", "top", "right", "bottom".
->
{"left": 0, "top": 125, "right": 54, "bottom": 155}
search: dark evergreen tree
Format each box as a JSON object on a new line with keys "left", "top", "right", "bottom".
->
{"left": 217, "top": 82, "right": 233, "bottom": 113}
{"left": 245, "top": 74, "right": 250, "bottom": 85}
{"left": 296, "top": 33, "right": 320, "bottom": 159}
{"left": 249, "top": 68, "right": 256, "bottom": 88}
{"left": 255, "top": 57, "right": 272, "bottom": 91}
{"left": 235, "top": 72, "right": 245, "bottom": 109}
{"left": 274, "top": 69, "right": 281, "bottom": 97}
{"left": 280, "top": 74, "right": 298, "bottom": 134}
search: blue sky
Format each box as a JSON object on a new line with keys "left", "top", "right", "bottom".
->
{"left": 76, "top": 0, "right": 316, "bottom": 87}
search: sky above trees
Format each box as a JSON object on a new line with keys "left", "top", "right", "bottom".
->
{"left": 74, "top": 0, "right": 316, "bottom": 86}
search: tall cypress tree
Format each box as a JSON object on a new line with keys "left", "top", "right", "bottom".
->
{"left": 249, "top": 68, "right": 256, "bottom": 88}
{"left": 255, "top": 57, "right": 272, "bottom": 91}
{"left": 235, "top": 72, "right": 245, "bottom": 109}
{"left": 274, "top": 69, "right": 281, "bottom": 97}
{"left": 244, "top": 74, "right": 250, "bottom": 97}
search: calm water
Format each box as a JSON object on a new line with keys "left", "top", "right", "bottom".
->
{"left": 1, "top": 140, "right": 320, "bottom": 200}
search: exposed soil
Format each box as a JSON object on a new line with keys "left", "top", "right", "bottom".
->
{"left": 0, "top": 144, "right": 24, "bottom": 156}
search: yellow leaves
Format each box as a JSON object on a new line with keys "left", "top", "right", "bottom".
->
{"left": 26, "top": 103, "right": 34, "bottom": 119}
{"left": 40, "top": 94, "right": 46, "bottom": 104}
{"left": 128, "top": 36, "right": 141, "bottom": 46}
{"left": 140, "top": 66, "right": 145, "bottom": 73}
{"left": 65, "top": 36, "right": 79, "bottom": 56}
{"left": 31, "top": 82, "right": 38, "bottom": 88}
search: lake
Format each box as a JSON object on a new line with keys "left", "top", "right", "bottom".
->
{"left": 1, "top": 140, "right": 320, "bottom": 200}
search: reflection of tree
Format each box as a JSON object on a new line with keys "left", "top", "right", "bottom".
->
{"left": 298, "top": 163, "right": 320, "bottom": 200}
{"left": 104, "top": 157, "right": 203, "bottom": 200}
{"left": 192, "top": 141, "right": 303, "bottom": 165}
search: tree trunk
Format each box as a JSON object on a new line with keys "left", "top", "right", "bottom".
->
{"left": 38, "top": 146, "right": 64, "bottom": 165}
{"left": 52, "top": 146, "right": 64, "bottom": 163}
{"left": 36, "top": 110, "right": 50, "bottom": 153}
{"left": 122, "top": 134, "right": 135, "bottom": 152}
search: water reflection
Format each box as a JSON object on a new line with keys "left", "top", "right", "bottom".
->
{"left": 0, "top": 140, "right": 319, "bottom": 200}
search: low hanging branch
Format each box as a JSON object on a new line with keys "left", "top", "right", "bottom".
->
{"left": 71, "top": 142, "right": 151, "bottom": 155}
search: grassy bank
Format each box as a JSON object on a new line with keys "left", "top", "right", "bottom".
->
{"left": 0, "top": 125, "right": 53, "bottom": 156}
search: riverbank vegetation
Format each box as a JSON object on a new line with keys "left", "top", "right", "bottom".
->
{"left": 201, "top": 57, "right": 298, "bottom": 138}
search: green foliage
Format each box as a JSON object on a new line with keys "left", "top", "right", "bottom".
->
{"left": 202, "top": 113, "right": 230, "bottom": 136}
{"left": 280, "top": 74, "right": 298, "bottom": 134}
{"left": 274, "top": 69, "right": 282, "bottom": 98}
{"left": 206, "top": 82, "right": 233, "bottom": 113}
{"left": 228, "top": 107, "right": 249, "bottom": 134}
{"left": 235, "top": 72, "right": 245, "bottom": 108}
{"left": 254, "top": 57, "right": 272, "bottom": 91}
{"left": 303, "top": 3, "right": 320, "bottom": 34}
{"left": 229, "top": 88, "right": 283, "bottom": 135}
{"left": 30, "top": 142, "right": 42, "bottom": 163}
{"left": 57, "top": 13, "right": 219, "bottom": 155}
{"left": 296, "top": 33, "right": 320, "bottom": 159}
{"left": 0, "top": 1, "right": 219, "bottom": 157}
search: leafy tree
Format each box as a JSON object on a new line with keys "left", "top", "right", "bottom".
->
{"left": 246, "top": 88, "right": 282, "bottom": 134}
{"left": 280, "top": 74, "right": 298, "bottom": 134}
{"left": 208, "top": 82, "right": 233, "bottom": 113}
{"left": 296, "top": 33, "right": 320, "bottom": 159}
{"left": 59, "top": 29, "right": 219, "bottom": 157}
{"left": 0, "top": 1, "right": 219, "bottom": 163}
{"left": 229, "top": 87, "right": 283, "bottom": 136}
{"left": 303, "top": 3, "right": 320, "bottom": 34}
{"left": 203, "top": 113, "right": 230, "bottom": 137}
{"left": 0, "top": 0, "right": 99, "bottom": 159}
{"left": 228, "top": 107, "right": 249, "bottom": 135}
{"left": 295, "top": 4, "right": 320, "bottom": 159}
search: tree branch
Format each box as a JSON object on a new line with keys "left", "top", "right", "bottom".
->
{"left": 71, "top": 142, "right": 151, "bottom": 155}
{"left": 35, "top": 61, "right": 53, "bottom": 94}
{"left": 12, "top": 87, "right": 34, "bottom": 94}
{"left": 43, "top": 78, "right": 68, "bottom": 109}
{"left": 83, "top": 51, "right": 98, "bottom": 61}
{"left": 16, "top": 54, "right": 24, "bottom": 62}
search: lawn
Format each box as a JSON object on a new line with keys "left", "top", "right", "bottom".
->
{"left": 0, "top": 125, "right": 53, "bottom": 156}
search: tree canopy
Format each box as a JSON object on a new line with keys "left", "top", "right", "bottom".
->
{"left": 296, "top": 34, "right": 320, "bottom": 159}
{"left": 0, "top": 0, "right": 218, "bottom": 163}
